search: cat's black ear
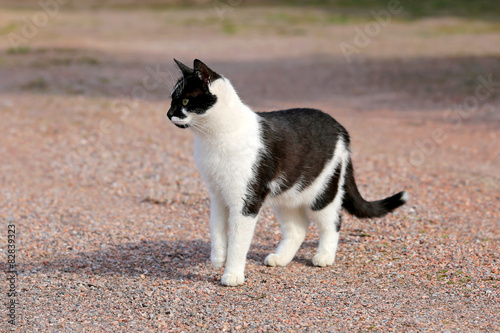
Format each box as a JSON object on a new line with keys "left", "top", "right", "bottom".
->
{"left": 174, "top": 59, "right": 193, "bottom": 77}
{"left": 193, "top": 59, "right": 220, "bottom": 86}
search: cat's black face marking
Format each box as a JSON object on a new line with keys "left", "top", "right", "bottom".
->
{"left": 242, "top": 108, "right": 350, "bottom": 217}
{"left": 167, "top": 75, "right": 218, "bottom": 127}
{"left": 170, "top": 75, "right": 218, "bottom": 114}
{"left": 167, "top": 59, "right": 221, "bottom": 128}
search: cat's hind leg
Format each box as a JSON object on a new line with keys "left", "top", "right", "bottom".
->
{"left": 308, "top": 202, "right": 342, "bottom": 267}
{"left": 265, "top": 206, "right": 309, "bottom": 267}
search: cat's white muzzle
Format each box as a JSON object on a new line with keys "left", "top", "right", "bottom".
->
{"left": 170, "top": 116, "right": 189, "bottom": 126}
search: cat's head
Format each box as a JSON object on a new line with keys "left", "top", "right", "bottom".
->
{"left": 167, "top": 59, "right": 222, "bottom": 129}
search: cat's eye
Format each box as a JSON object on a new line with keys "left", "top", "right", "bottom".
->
{"left": 182, "top": 98, "right": 189, "bottom": 106}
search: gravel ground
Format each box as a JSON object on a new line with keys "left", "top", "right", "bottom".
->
{"left": 1, "top": 5, "right": 499, "bottom": 332}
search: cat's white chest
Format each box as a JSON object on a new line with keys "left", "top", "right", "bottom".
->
{"left": 194, "top": 133, "right": 261, "bottom": 207}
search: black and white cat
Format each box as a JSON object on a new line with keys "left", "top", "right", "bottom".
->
{"left": 167, "top": 59, "right": 408, "bottom": 286}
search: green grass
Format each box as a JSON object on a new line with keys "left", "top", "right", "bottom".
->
{"left": 265, "top": 11, "right": 357, "bottom": 25}
{"left": 77, "top": 56, "right": 100, "bottom": 65}
{"left": 3, "top": 0, "right": 499, "bottom": 18}
{"left": 433, "top": 22, "right": 500, "bottom": 35}
{"left": 20, "top": 77, "right": 48, "bottom": 91}
{"left": 209, "top": 8, "right": 360, "bottom": 36}
{"left": 28, "top": 55, "right": 101, "bottom": 68}
{"left": 221, "top": 20, "right": 238, "bottom": 34}
{"left": 459, "top": 276, "right": 472, "bottom": 284}
{"left": 437, "top": 269, "right": 448, "bottom": 280}
{"left": 6, "top": 46, "right": 31, "bottom": 54}
{"left": 0, "top": 23, "right": 18, "bottom": 35}
{"left": 279, "top": 0, "right": 500, "bottom": 19}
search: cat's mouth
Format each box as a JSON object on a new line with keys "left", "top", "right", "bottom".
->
{"left": 169, "top": 117, "right": 190, "bottom": 129}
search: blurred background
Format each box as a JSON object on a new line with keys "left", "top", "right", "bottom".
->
{"left": 2, "top": 0, "right": 500, "bottom": 107}
{"left": 0, "top": 0, "right": 499, "bottom": 176}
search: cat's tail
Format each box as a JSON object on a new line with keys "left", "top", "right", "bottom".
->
{"left": 342, "top": 159, "right": 408, "bottom": 218}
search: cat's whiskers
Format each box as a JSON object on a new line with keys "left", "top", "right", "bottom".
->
{"left": 189, "top": 117, "right": 212, "bottom": 132}
{"left": 189, "top": 119, "right": 214, "bottom": 136}
{"left": 189, "top": 123, "right": 207, "bottom": 135}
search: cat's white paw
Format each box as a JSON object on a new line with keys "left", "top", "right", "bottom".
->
{"left": 264, "top": 253, "right": 290, "bottom": 267}
{"left": 211, "top": 254, "right": 226, "bottom": 269}
{"left": 312, "top": 253, "right": 335, "bottom": 267}
{"left": 221, "top": 273, "right": 245, "bottom": 286}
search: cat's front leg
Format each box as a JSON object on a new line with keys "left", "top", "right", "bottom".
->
{"left": 209, "top": 193, "right": 229, "bottom": 269}
{"left": 221, "top": 212, "right": 258, "bottom": 286}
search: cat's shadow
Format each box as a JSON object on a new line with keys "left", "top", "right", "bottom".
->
{"left": 22, "top": 239, "right": 218, "bottom": 283}
{"left": 22, "top": 238, "right": 351, "bottom": 282}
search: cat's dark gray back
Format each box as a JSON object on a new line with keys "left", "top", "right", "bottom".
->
{"left": 242, "top": 108, "right": 349, "bottom": 216}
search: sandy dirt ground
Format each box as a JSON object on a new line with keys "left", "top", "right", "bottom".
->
{"left": 0, "top": 5, "right": 499, "bottom": 332}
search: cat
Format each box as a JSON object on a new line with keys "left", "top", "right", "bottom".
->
{"left": 167, "top": 59, "right": 408, "bottom": 286}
